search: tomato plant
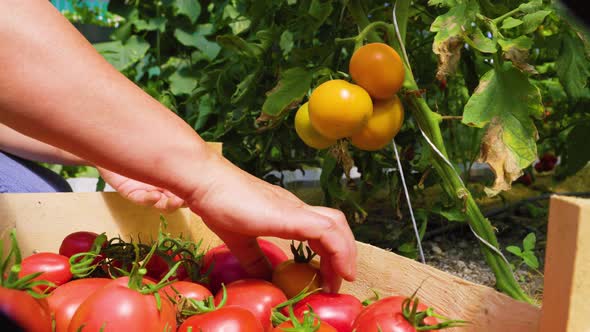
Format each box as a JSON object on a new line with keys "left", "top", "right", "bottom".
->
{"left": 272, "top": 243, "right": 320, "bottom": 299}
{"left": 68, "top": 0, "right": 589, "bottom": 302}
{"left": 202, "top": 239, "right": 288, "bottom": 293}
{"left": 47, "top": 278, "right": 111, "bottom": 332}
{"left": 214, "top": 279, "right": 287, "bottom": 331}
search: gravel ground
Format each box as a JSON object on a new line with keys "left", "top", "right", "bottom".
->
{"left": 423, "top": 234, "right": 544, "bottom": 301}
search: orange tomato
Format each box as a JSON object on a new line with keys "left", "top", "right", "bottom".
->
{"left": 351, "top": 95, "right": 404, "bottom": 151}
{"left": 349, "top": 43, "right": 405, "bottom": 100}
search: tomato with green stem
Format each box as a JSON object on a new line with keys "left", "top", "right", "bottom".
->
{"left": 352, "top": 295, "right": 466, "bottom": 332}
{"left": 179, "top": 307, "right": 263, "bottom": 332}
{"left": 0, "top": 230, "right": 52, "bottom": 332}
{"left": 68, "top": 244, "right": 178, "bottom": 332}
{"left": 272, "top": 242, "right": 321, "bottom": 299}
{"left": 19, "top": 252, "right": 73, "bottom": 292}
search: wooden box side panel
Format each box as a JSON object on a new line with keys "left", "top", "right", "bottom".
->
{"left": 0, "top": 192, "right": 540, "bottom": 332}
{"left": 539, "top": 196, "right": 590, "bottom": 332}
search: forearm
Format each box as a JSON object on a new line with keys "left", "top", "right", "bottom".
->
{"left": 0, "top": 1, "right": 216, "bottom": 198}
{"left": 0, "top": 123, "right": 87, "bottom": 165}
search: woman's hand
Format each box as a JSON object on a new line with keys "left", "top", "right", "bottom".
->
{"left": 185, "top": 153, "right": 357, "bottom": 293}
{"left": 98, "top": 167, "right": 185, "bottom": 213}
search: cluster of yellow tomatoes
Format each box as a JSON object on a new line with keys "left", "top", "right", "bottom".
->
{"left": 295, "top": 42, "right": 406, "bottom": 151}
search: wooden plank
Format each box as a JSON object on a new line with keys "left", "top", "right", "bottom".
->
{"left": 0, "top": 192, "right": 540, "bottom": 331}
{"left": 539, "top": 196, "right": 590, "bottom": 332}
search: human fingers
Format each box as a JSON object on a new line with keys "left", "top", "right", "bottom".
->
{"left": 126, "top": 190, "right": 161, "bottom": 207}
{"left": 307, "top": 241, "right": 343, "bottom": 294}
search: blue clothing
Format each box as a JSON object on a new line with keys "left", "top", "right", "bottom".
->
{"left": 0, "top": 151, "right": 72, "bottom": 193}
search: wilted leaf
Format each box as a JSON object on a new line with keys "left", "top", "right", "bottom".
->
{"left": 463, "top": 63, "right": 543, "bottom": 196}
{"left": 499, "top": 36, "right": 537, "bottom": 74}
{"left": 174, "top": 0, "right": 201, "bottom": 23}
{"left": 94, "top": 36, "right": 150, "bottom": 71}
{"left": 430, "top": 2, "right": 478, "bottom": 80}
{"left": 557, "top": 32, "right": 590, "bottom": 99}
{"left": 261, "top": 67, "right": 313, "bottom": 116}
{"left": 501, "top": 17, "right": 523, "bottom": 30}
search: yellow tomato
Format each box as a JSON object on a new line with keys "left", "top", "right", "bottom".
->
{"left": 272, "top": 259, "right": 321, "bottom": 299}
{"left": 351, "top": 95, "right": 404, "bottom": 151}
{"left": 349, "top": 43, "right": 405, "bottom": 100}
{"left": 308, "top": 80, "right": 373, "bottom": 140}
{"left": 294, "top": 103, "right": 337, "bottom": 149}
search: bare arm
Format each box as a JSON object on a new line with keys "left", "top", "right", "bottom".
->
{"left": 0, "top": 123, "right": 86, "bottom": 165}
{"left": 0, "top": 0, "right": 356, "bottom": 290}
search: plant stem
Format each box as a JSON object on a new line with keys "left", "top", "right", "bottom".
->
{"left": 492, "top": 7, "right": 522, "bottom": 25}
{"left": 347, "top": 0, "right": 533, "bottom": 303}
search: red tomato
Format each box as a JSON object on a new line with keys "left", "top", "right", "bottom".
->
{"left": 291, "top": 293, "right": 362, "bottom": 332}
{"left": 352, "top": 296, "right": 438, "bottom": 332}
{"left": 214, "top": 279, "right": 287, "bottom": 331}
{"left": 273, "top": 319, "right": 337, "bottom": 332}
{"left": 161, "top": 281, "right": 212, "bottom": 304}
{"left": 202, "top": 239, "right": 288, "bottom": 293}
{"left": 68, "top": 277, "right": 176, "bottom": 332}
{"left": 145, "top": 252, "right": 170, "bottom": 281}
{"left": 19, "top": 252, "right": 73, "bottom": 292}
{"left": 47, "top": 278, "right": 111, "bottom": 332}
{"left": 178, "top": 307, "right": 263, "bottom": 332}
{"left": 353, "top": 313, "right": 416, "bottom": 332}
{"left": 59, "top": 231, "right": 99, "bottom": 258}
{"left": 0, "top": 286, "right": 52, "bottom": 332}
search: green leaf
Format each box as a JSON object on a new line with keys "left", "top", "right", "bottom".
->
{"left": 557, "top": 32, "right": 590, "bottom": 99}
{"left": 462, "top": 63, "right": 543, "bottom": 196}
{"left": 518, "top": 0, "right": 543, "bottom": 14}
{"left": 193, "top": 95, "right": 215, "bottom": 132}
{"left": 498, "top": 36, "right": 534, "bottom": 51}
{"left": 261, "top": 67, "right": 313, "bottom": 116}
{"left": 467, "top": 28, "right": 497, "bottom": 53}
{"left": 428, "top": 0, "right": 459, "bottom": 7}
{"left": 173, "top": 0, "right": 201, "bottom": 23}
{"left": 231, "top": 73, "right": 256, "bottom": 104}
{"left": 94, "top": 36, "right": 150, "bottom": 71}
{"left": 435, "top": 208, "right": 466, "bottom": 222}
{"left": 133, "top": 17, "right": 167, "bottom": 32}
{"left": 169, "top": 67, "right": 197, "bottom": 96}
{"left": 521, "top": 10, "right": 551, "bottom": 34}
{"left": 506, "top": 246, "right": 523, "bottom": 257}
{"left": 564, "top": 123, "right": 590, "bottom": 175}
{"left": 430, "top": 2, "right": 478, "bottom": 46}
{"left": 280, "top": 30, "right": 294, "bottom": 57}
{"left": 217, "top": 35, "right": 262, "bottom": 58}
{"left": 174, "top": 28, "right": 221, "bottom": 60}
{"left": 522, "top": 233, "right": 536, "bottom": 251}
{"left": 522, "top": 251, "right": 539, "bottom": 269}
{"left": 501, "top": 17, "right": 523, "bottom": 30}
{"left": 308, "top": 0, "right": 333, "bottom": 23}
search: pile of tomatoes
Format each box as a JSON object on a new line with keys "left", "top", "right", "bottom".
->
{"left": 0, "top": 229, "right": 463, "bottom": 332}
{"left": 295, "top": 42, "right": 405, "bottom": 151}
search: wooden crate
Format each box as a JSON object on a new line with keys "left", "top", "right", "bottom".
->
{"left": 0, "top": 151, "right": 586, "bottom": 331}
